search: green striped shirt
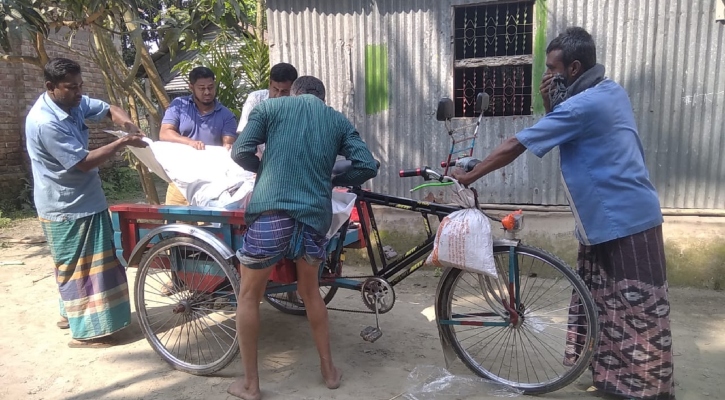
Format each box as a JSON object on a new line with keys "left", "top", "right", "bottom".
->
{"left": 232, "top": 94, "right": 378, "bottom": 235}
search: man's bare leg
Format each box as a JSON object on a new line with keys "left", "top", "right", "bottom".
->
{"left": 228, "top": 265, "right": 273, "bottom": 400}
{"left": 295, "top": 257, "right": 342, "bottom": 389}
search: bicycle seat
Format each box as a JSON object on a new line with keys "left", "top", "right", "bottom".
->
{"left": 332, "top": 159, "right": 353, "bottom": 176}
{"left": 332, "top": 159, "right": 381, "bottom": 176}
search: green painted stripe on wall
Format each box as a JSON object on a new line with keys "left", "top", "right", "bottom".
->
{"left": 532, "top": 0, "right": 548, "bottom": 115}
{"left": 365, "top": 44, "right": 389, "bottom": 115}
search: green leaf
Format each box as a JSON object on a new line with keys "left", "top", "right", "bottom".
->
{"left": 213, "top": 0, "right": 224, "bottom": 20}
{"left": 229, "top": 0, "right": 241, "bottom": 19}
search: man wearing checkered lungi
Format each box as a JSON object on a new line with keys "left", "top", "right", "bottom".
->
{"left": 228, "top": 76, "right": 378, "bottom": 400}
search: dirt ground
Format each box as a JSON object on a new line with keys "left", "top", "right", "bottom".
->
{"left": 1, "top": 218, "right": 723, "bottom": 400}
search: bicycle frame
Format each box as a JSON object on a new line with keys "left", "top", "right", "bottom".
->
{"left": 264, "top": 93, "right": 525, "bottom": 318}
{"left": 349, "top": 189, "right": 458, "bottom": 286}
{"left": 264, "top": 184, "right": 525, "bottom": 326}
{"left": 263, "top": 188, "right": 459, "bottom": 295}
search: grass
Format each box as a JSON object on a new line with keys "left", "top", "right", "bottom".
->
{"left": 0, "top": 166, "right": 161, "bottom": 230}
{"left": 0, "top": 209, "right": 37, "bottom": 230}
{"left": 0, "top": 211, "right": 11, "bottom": 229}
{"left": 99, "top": 166, "right": 146, "bottom": 202}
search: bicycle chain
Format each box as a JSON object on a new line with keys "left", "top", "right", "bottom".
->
{"left": 323, "top": 274, "right": 378, "bottom": 315}
{"left": 326, "top": 306, "right": 374, "bottom": 314}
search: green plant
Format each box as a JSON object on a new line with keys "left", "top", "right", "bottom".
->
{"left": 0, "top": 211, "right": 11, "bottom": 229}
{"left": 100, "top": 166, "right": 144, "bottom": 201}
{"left": 17, "top": 177, "right": 34, "bottom": 211}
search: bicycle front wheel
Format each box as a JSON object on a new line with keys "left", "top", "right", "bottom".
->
{"left": 135, "top": 236, "right": 240, "bottom": 375}
{"left": 436, "top": 244, "right": 598, "bottom": 394}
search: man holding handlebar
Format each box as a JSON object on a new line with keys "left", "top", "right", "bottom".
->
{"left": 452, "top": 27, "right": 674, "bottom": 400}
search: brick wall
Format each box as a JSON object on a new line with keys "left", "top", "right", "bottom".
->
{"left": 0, "top": 29, "right": 118, "bottom": 210}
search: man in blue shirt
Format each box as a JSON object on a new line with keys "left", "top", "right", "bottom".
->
{"left": 160, "top": 67, "right": 238, "bottom": 206}
{"left": 452, "top": 27, "right": 674, "bottom": 400}
{"left": 25, "top": 58, "right": 147, "bottom": 348}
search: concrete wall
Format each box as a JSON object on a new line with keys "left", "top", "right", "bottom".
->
{"left": 362, "top": 205, "right": 725, "bottom": 290}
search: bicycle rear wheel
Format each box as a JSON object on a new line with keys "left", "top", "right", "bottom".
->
{"left": 264, "top": 257, "right": 340, "bottom": 316}
{"left": 436, "top": 244, "right": 598, "bottom": 394}
{"left": 264, "top": 287, "right": 338, "bottom": 316}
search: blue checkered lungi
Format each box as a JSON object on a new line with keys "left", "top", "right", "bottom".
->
{"left": 236, "top": 211, "right": 329, "bottom": 269}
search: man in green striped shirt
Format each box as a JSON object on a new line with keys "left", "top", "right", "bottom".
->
{"left": 229, "top": 76, "right": 378, "bottom": 400}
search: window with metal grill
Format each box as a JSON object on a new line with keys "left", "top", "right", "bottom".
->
{"left": 453, "top": 1, "right": 535, "bottom": 117}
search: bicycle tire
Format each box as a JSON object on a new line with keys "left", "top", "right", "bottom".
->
{"left": 436, "top": 244, "right": 598, "bottom": 394}
{"left": 264, "top": 287, "right": 339, "bottom": 316}
{"left": 135, "top": 236, "right": 240, "bottom": 375}
{"left": 264, "top": 257, "right": 341, "bottom": 316}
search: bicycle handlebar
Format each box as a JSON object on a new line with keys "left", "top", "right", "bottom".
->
{"left": 400, "top": 167, "right": 444, "bottom": 181}
{"left": 399, "top": 168, "right": 423, "bottom": 178}
{"left": 398, "top": 166, "right": 508, "bottom": 224}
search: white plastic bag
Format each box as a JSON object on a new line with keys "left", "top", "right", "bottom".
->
{"left": 425, "top": 181, "right": 497, "bottom": 277}
{"left": 327, "top": 191, "right": 357, "bottom": 239}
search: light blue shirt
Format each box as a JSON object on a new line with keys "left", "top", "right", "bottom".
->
{"left": 25, "top": 93, "right": 111, "bottom": 221}
{"left": 516, "top": 79, "right": 663, "bottom": 245}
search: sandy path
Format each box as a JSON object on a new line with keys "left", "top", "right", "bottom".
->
{"left": 0, "top": 219, "right": 722, "bottom": 400}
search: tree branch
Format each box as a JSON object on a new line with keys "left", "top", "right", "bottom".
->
{"left": 120, "top": 5, "right": 169, "bottom": 110}
{"left": 35, "top": 31, "right": 49, "bottom": 66}
{"left": 122, "top": 38, "right": 143, "bottom": 88}
{"left": 91, "top": 21, "right": 125, "bottom": 35}
{"left": 45, "top": 39, "right": 95, "bottom": 63}
{"left": 48, "top": 6, "right": 107, "bottom": 30}
{"left": 90, "top": 31, "right": 126, "bottom": 89}
{"left": 0, "top": 54, "right": 40, "bottom": 66}
{"left": 84, "top": 7, "right": 107, "bottom": 26}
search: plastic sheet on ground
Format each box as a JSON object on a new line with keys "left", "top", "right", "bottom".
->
{"left": 402, "top": 365, "right": 522, "bottom": 399}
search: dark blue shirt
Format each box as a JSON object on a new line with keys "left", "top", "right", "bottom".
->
{"left": 162, "top": 96, "right": 237, "bottom": 146}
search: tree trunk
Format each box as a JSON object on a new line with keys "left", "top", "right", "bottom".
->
{"left": 121, "top": 7, "right": 170, "bottom": 111}
{"left": 34, "top": 31, "right": 49, "bottom": 67}
{"left": 127, "top": 94, "right": 160, "bottom": 205}
{"left": 145, "top": 80, "right": 161, "bottom": 141}
{"left": 256, "top": 0, "right": 266, "bottom": 34}
{"left": 89, "top": 27, "right": 163, "bottom": 126}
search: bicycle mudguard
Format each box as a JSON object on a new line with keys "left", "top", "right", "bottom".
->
{"left": 126, "top": 224, "right": 236, "bottom": 270}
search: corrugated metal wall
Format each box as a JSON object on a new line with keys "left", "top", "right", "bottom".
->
{"left": 267, "top": 0, "right": 725, "bottom": 209}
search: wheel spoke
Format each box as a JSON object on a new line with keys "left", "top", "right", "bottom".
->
{"left": 135, "top": 237, "right": 240, "bottom": 374}
{"left": 438, "top": 246, "right": 598, "bottom": 394}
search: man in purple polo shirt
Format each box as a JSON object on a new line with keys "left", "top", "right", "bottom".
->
{"left": 160, "top": 66, "right": 237, "bottom": 206}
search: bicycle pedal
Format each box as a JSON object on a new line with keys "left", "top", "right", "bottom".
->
{"left": 382, "top": 245, "right": 398, "bottom": 260}
{"left": 360, "top": 326, "right": 383, "bottom": 343}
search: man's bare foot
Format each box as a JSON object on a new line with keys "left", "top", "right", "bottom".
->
{"left": 227, "top": 378, "right": 261, "bottom": 400}
{"left": 322, "top": 366, "right": 342, "bottom": 389}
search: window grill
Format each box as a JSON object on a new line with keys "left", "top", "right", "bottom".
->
{"left": 453, "top": 1, "right": 535, "bottom": 117}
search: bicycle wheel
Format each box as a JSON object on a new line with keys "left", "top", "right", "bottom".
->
{"left": 135, "top": 236, "right": 240, "bottom": 375}
{"left": 264, "top": 257, "right": 340, "bottom": 316}
{"left": 436, "top": 244, "right": 598, "bottom": 394}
